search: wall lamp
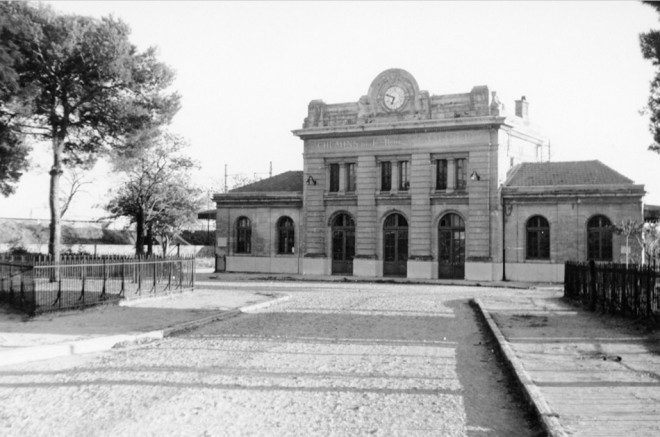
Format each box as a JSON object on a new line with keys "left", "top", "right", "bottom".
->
{"left": 470, "top": 170, "right": 481, "bottom": 181}
{"left": 306, "top": 175, "right": 317, "bottom": 185}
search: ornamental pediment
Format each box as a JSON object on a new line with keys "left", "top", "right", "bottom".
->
{"left": 301, "top": 68, "right": 494, "bottom": 129}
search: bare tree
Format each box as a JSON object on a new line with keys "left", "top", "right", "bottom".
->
{"left": 59, "top": 169, "right": 93, "bottom": 218}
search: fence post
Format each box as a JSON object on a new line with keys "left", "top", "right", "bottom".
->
{"left": 179, "top": 259, "right": 183, "bottom": 290}
{"left": 19, "top": 272, "right": 25, "bottom": 310}
{"left": 646, "top": 266, "right": 652, "bottom": 317}
{"left": 152, "top": 259, "right": 157, "bottom": 294}
{"left": 192, "top": 256, "right": 196, "bottom": 289}
{"left": 589, "top": 260, "right": 596, "bottom": 311}
{"left": 121, "top": 262, "right": 125, "bottom": 298}
{"left": 622, "top": 266, "right": 628, "bottom": 317}
{"left": 101, "top": 259, "right": 107, "bottom": 299}
{"left": 58, "top": 276, "right": 62, "bottom": 310}
{"left": 9, "top": 267, "right": 14, "bottom": 303}
{"left": 137, "top": 263, "right": 141, "bottom": 295}
{"left": 167, "top": 262, "right": 172, "bottom": 292}
{"left": 80, "top": 264, "right": 85, "bottom": 307}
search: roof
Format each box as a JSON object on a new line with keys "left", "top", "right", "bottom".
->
{"left": 504, "top": 160, "right": 634, "bottom": 187}
{"left": 197, "top": 209, "right": 215, "bottom": 220}
{"left": 645, "top": 204, "right": 660, "bottom": 222}
{"left": 230, "top": 171, "right": 303, "bottom": 193}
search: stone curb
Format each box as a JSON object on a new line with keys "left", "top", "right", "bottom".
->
{"left": 201, "top": 275, "right": 546, "bottom": 290}
{"left": 471, "top": 298, "right": 567, "bottom": 437}
{"left": 0, "top": 294, "right": 291, "bottom": 367}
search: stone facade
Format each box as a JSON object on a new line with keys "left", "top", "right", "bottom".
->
{"left": 212, "top": 69, "right": 644, "bottom": 282}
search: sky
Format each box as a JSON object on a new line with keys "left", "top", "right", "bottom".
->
{"left": 1, "top": 0, "right": 659, "bottom": 221}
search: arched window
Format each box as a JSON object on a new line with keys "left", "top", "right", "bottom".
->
{"left": 235, "top": 217, "right": 251, "bottom": 254}
{"left": 277, "top": 216, "right": 295, "bottom": 254}
{"left": 587, "top": 215, "right": 612, "bottom": 261}
{"left": 526, "top": 215, "right": 550, "bottom": 260}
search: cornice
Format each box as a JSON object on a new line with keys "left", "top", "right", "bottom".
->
{"left": 292, "top": 116, "right": 508, "bottom": 140}
{"left": 213, "top": 192, "right": 303, "bottom": 208}
{"left": 501, "top": 184, "right": 645, "bottom": 199}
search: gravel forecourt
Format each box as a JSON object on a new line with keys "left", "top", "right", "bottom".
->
{"left": 0, "top": 282, "right": 544, "bottom": 436}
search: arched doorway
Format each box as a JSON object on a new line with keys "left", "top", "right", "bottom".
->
{"left": 438, "top": 213, "right": 465, "bottom": 279}
{"left": 331, "top": 213, "right": 355, "bottom": 275}
{"left": 383, "top": 213, "right": 408, "bottom": 277}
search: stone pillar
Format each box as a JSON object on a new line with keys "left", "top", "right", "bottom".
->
{"left": 354, "top": 155, "right": 379, "bottom": 277}
{"left": 430, "top": 159, "right": 437, "bottom": 191}
{"left": 447, "top": 158, "right": 455, "bottom": 193}
{"left": 466, "top": 150, "right": 491, "bottom": 260}
{"left": 391, "top": 161, "right": 399, "bottom": 193}
{"left": 339, "top": 164, "right": 346, "bottom": 193}
{"left": 408, "top": 153, "right": 433, "bottom": 279}
{"left": 302, "top": 155, "right": 328, "bottom": 275}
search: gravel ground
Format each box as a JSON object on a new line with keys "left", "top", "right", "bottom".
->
{"left": 0, "top": 283, "right": 544, "bottom": 436}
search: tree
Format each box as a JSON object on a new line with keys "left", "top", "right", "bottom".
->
{"left": 0, "top": 4, "right": 31, "bottom": 196}
{"left": 150, "top": 182, "right": 204, "bottom": 256}
{"left": 612, "top": 219, "right": 644, "bottom": 267}
{"left": 0, "top": 123, "right": 29, "bottom": 196}
{"left": 105, "top": 132, "right": 203, "bottom": 256}
{"left": 0, "top": 2, "right": 180, "bottom": 261}
{"left": 59, "top": 168, "right": 92, "bottom": 218}
{"left": 639, "top": 221, "right": 660, "bottom": 265}
{"left": 640, "top": 1, "right": 660, "bottom": 152}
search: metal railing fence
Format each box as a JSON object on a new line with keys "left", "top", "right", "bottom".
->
{"left": 0, "top": 256, "right": 195, "bottom": 315}
{"left": 564, "top": 261, "right": 659, "bottom": 318}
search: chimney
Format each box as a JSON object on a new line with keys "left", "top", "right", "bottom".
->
{"left": 515, "top": 96, "right": 528, "bottom": 120}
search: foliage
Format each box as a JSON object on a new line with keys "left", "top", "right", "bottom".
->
{"left": 640, "top": 1, "right": 660, "bottom": 152}
{"left": 0, "top": 4, "right": 31, "bottom": 196}
{"left": 0, "top": 123, "right": 29, "bottom": 196}
{"left": 612, "top": 219, "right": 644, "bottom": 266}
{"left": 640, "top": 221, "right": 660, "bottom": 265}
{"left": 0, "top": 2, "right": 180, "bottom": 260}
{"left": 105, "top": 132, "right": 204, "bottom": 256}
{"left": 8, "top": 245, "right": 30, "bottom": 256}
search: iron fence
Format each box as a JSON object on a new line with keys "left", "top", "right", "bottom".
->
{"left": 564, "top": 261, "right": 659, "bottom": 318}
{"left": 0, "top": 256, "right": 195, "bottom": 315}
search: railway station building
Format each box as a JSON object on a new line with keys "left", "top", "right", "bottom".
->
{"left": 211, "top": 69, "right": 644, "bottom": 282}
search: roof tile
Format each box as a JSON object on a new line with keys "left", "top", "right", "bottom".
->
{"left": 504, "top": 160, "right": 633, "bottom": 187}
{"left": 230, "top": 171, "right": 303, "bottom": 193}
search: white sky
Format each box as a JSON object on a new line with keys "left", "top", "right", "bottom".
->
{"left": 1, "top": 0, "right": 659, "bottom": 220}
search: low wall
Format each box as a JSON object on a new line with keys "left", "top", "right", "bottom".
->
{"left": 466, "top": 261, "right": 563, "bottom": 282}
{"left": 0, "top": 244, "right": 215, "bottom": 258}
{"left": 504, "top": 262, "right": 564, "bottom": 283}
{"left": 226, "top": 255, "right": 301, "bottom": 274}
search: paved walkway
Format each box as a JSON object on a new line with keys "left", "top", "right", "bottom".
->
{"left": 0, "top": 280, "right": 283, "bottom": 366}
{"left": 476, "top": 291, "right": 660, "bottom": 437}
{"left": 1, "top": 272, "right": 659, "bottom": 436}
{"left": 1, "top": 281, "right": 541, "bottom": 436}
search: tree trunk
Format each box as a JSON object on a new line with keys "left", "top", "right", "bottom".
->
{"left": 146, "top": 224, "right": 153, "bottom": 256}
{"left": 48, "top": 136, "right": 64, "bottom": 262}
{"left": 136, "top": 209, "right": 145, "bottom": 256}
{"left": 161, "top": 235, "right": 168, "bottom": 257}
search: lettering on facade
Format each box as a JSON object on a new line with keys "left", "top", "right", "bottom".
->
{"left": 311, "top": 131, "right": 485, "bottom": 152}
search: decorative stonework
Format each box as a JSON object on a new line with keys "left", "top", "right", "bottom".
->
{"left": 300, "top": 68, "right": 496, "bottom": 129}
{"left": 366, "top": 68, "right": 420, "bottom": 116}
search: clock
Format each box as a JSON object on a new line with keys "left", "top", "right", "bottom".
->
{"left": 383, "top": 85, "right": 406, "bottom": 110}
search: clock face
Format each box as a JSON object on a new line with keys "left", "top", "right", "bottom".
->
{"left": 383, "top": 86, "right": 406, "bottom": 110}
